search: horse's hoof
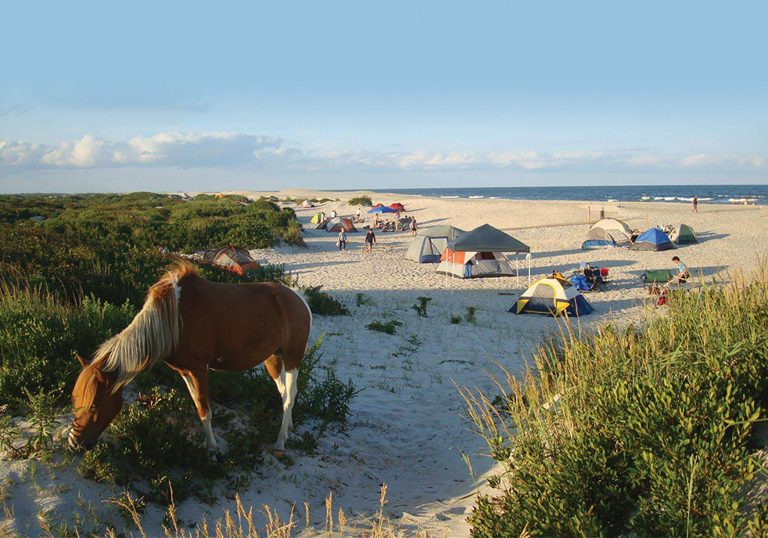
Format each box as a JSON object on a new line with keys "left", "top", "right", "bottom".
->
{"left": 272, "top": 449, "right": 286, "bottom": 459}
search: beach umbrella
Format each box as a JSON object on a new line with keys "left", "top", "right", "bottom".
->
{"left": 368, "top": 206, "right": 397, "bottom": 214}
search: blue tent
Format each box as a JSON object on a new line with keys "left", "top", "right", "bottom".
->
{"left": 368, "top": 206, "right": 397, "bottom": 214}
{"left": 629, "top": 228, "right": 674, "bottom": 251}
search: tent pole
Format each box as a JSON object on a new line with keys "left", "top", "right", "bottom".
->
{"left": 516, "top": 256, "right": 519, "bottom": 287}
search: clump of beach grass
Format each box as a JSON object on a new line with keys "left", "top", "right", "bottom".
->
{"left": 463, "top": 267, "right": 768, "bottom": 536}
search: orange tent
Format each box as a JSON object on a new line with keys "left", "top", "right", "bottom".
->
{"left": 209, "top": 246, "right": 260, "bottom": 275}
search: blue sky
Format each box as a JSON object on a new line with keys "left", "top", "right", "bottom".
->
{"left": 1, "top": 1, "right": 766, "bottom": 192}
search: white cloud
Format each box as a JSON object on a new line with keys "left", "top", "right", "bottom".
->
{"left": 1, "top": 132, "right": 765, "bottom": 177}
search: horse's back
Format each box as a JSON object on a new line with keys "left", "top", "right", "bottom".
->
{"left": 175, "top": 276, "right": 310, "bottom": 369}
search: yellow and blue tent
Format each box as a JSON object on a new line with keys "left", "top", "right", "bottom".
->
{"left": 511, "top": 277, "right": 593, "bottom": 317}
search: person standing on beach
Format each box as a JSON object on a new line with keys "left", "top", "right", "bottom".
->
{"left": 356, "top": 207, "right": 361, "bottom": 222}
{"left": 411, "top": 217, "right": 418, "bottom": 236}
{"left": 693, "top": 196, "right": 698, "bottom": 213}
{"left": 338, "top": 228, "right": 347, "bottom": 251}
{"left": 365, "top": 229, "right": 376, "bottom": 253}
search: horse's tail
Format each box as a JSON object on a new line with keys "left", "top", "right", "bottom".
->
{"left": 97, "top": 260, "right": 196, "bottom": 390}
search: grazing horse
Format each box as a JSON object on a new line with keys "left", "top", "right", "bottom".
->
{"left": 69, "top": 260, "right": 312, "bottom": 456}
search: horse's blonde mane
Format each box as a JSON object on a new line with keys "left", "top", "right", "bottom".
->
{"left": 93, "top": 260, "right": 196, "bottom": 392}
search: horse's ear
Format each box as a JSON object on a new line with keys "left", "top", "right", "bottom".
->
{"left": 75, "top": 353, "right": 89, "bottom": 368}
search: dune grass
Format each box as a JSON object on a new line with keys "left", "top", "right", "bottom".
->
{"left": 463, "top": 269, "right": 768, "bottom": 536}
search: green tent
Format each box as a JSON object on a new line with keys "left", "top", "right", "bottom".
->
{"left": 644, "top": 269, "right": 675, "bottom": 283}
{"left": 669, "top": 224, "right": 697, "bottom": 244}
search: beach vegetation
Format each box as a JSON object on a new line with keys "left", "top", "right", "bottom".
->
{"left": 463, "top": 271, "right": 768, "bottom": 536}
{"left": 355, "top": 292, "right": 374, "bottom": 307}
{"left": 302, "top": 285, "right": 350, "bottom": 316}
{"left": 465, "top": 306, "right": 478, "bottom": 324}
{"left": 450, "top": 315, "right": 463, "bottom": 324}
{"left": 348, "top": 196, "right": 373, "bottom": 206}
{"left": 411, "top": 296, "right": 432, "bottom": 317}
{"left": 366, "top": 320, "right": 402, "bottom": 335}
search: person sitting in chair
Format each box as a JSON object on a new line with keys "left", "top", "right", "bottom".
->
{"left": 672, "top": 256, "right": 689, "bottom": 284}
{"left": 583, "top": 264, "right": 604, "bottom": 287}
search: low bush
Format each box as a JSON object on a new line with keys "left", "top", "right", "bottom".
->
{"left": 355, "top": 292, "right": 374, "bottom": 307}
{"left": 465, "top": 306, "right": 477, "bottom": 324}
{"left": 0, "top": 287, "right": 135, "bottom": 408}
{"left": 411, "top": 296, "right": 432, "bottom": 317}
{"left": 348, "top": 196, "right": 373, "bottom": 207}
{"left": 366, "top": 320, "right": 402, "bottom": 335}
{"left": 464, "top": 274, "right": 768, "bottom": 536}
{"left": 303, "top": 286, "right": 349, "bottom": 316}
{"left": 450, "top": 315, "right": 462, "bottom": 324}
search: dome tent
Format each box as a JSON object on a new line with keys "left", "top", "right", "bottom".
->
{"left": 310, "top": 212, "right": 326, "bottom": 224}
{"left": 406, "top": 225, "right": 466, "bottom": 263}
{"left": 326, "top": 217, "right": 357, "bottom": 233}
{"left": 629, "top": 228, "right": 674, "bottom": 251}
{"left": 420, "top": 225, "right": 465, "bottom": 241}
{"left": 206, "top": 246, "right": 260, "bottom": 276}
{"left": 669, "top": 223, "right": 697, "bottom": 244}
{"left": 512, "top": 277, "right": 593, "bottom": 317}
{"left": 581, "top": 227, "right": 618, "bottom": 249}
{"left": 590, "top": 218, "right": 632, "bottom": 243}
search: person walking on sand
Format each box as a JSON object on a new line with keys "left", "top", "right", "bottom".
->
{"left": 411, "top": 217, "right": 418, "bottom": 236}
{"left": 356, "top": 207, "right": 361, "bottom": 222}
{"left": 338, "top": 228, "right": 347, "bottom": 251}
{"left": 693, "top": 196, "right": 698, "bottom": 213}
{"left": 364, "top": 228, "right": 376, "bottom": 253}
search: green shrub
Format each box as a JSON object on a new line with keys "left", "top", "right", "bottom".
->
{"left": 465, "top": 306, "right": 477, "bottom": 324}
{"left": 411, "top": 296, "right": 432, "bottom": 317}
{"left": 450, "top": 315, "right": 462, "bottom": 324}
{"left": 355, "top": 293, "right": 374, "bottom": 307}
{"left": 465, "top": 276, "right": 768, "bottom": 536}
{"left": 366, "top": 320, "right": 402, "bottom": 335}
{"left": 0, "top": 287, "right": 135, "bottom": 408}
{"left": 348, "top": 196, "right": 373, "bottom": 207}
{"left": 303, "top": 286, "right": 349, "bottom": 316}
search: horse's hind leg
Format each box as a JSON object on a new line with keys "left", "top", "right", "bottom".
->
{"left": 264, "top": 354, "right": 298, "bottom": 455}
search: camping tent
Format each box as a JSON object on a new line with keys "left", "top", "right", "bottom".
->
{"left": 368, "top": 206, "right": 397, "bottom": 214}
{"left": 405, "top": 236, "right": 447, "bottom": 263}
{"left": 310, "top": 212, "right": 326, "bottom": 224}
{"left": 630, "top": 228, "right": 674, "bottom": 251}
{"left": 581, "top": 227, "right": 618, "bottom": 249}
{"left": 436, "top": 249, "right": 516, "bottom": 278}
{"left": 644, "top": 269, "right": 675, "bottom": 283}
{"left": 435, "top": 224, "right": 529, "bottom": 278}
{"left": 419, "top": 225, "right": 465, "bottom": 241}
{"left": 669, "top": 224, "right": 697, "bottom": 244}
{"left": 389, "top": 202, "right": 406, "bottom": 212}
{"left": 208, "top": 246, "right": 260, "bottom": 275}
{"left": 512, "top": 277, "right": 593, "bottom": 317}
{"left": 301, "top": 200, "right": 315, "bottom": 208}
{"left": 326, "top": 217, "right": 357, "bottom": 233}
{"left": 590, "top": 218, "right": 632, "bottom": 242}
{"left": 406, "top": 225, "right": 464, "bottom": 264}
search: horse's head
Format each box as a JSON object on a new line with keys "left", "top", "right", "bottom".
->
{"left": 68, "top": 354, "right": 123, "bottom": 451}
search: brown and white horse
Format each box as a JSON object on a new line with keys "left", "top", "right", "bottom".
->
{"left": 69, "top": 260, "right": 312, "bottom": 455}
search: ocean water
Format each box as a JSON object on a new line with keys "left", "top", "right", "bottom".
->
{"left": 368, "top": 185, "right": 768, "bottom": 205}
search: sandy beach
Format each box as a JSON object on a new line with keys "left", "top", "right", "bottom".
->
{"left": 2, "top": 191, "right": 767, "bottom": 536}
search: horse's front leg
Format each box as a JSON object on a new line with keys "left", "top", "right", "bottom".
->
{"left": 177, "top": 368, "right": 228, "bottom": 454}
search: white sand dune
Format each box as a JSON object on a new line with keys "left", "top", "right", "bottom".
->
{"left": 2, "top": 191, "right": 766, "bottom": 536}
